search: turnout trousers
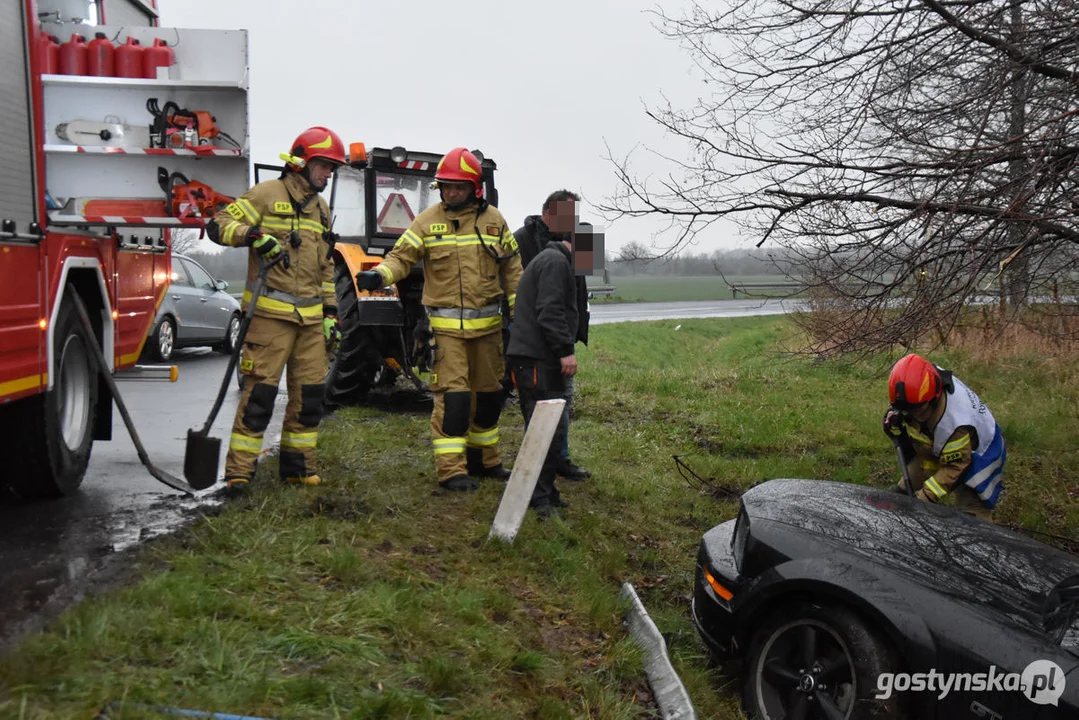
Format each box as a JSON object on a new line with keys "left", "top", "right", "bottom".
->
{"left": 429, "top": 331, "right": 505, "bottom": 481}
{"left": 225, "top": 315, "right": 328, "bottom": 483}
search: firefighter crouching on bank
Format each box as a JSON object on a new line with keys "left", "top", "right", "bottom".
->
{"left": 206, "top": 126, "right": 345, "bottom": 496}
{"left": 355, "top": 147, "right": 524, "bottom": 491}
{"left": 883, "top": 353, "right": 1006, "bottom": 521}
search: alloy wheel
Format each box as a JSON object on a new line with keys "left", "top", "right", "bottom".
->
{"left": 755, "top": 619, "right": 856, "bottom": 720}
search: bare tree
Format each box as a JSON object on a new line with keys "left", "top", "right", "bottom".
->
{"left": 615, "top": 240, "right": 654, "bottom": 275}
{"left": 603, "top": 0, "right": 1079, "bottom": 354}
{"left": 169, "top": 229, "right": 204, "bottom": 256}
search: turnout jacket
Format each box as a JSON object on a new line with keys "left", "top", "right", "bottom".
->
{"left": 900, "top": 373, "right": 1006, "bottom": 508}
{"left": 211, "top": 172, "right": 336, "bottom": 326}
{"left": 374, "top": 201, "right": 523, "bottom": 338}
{"left": 506, "top": 241, "right": 579, "bottom": 363}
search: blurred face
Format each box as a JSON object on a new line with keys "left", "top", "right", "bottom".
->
{"left": 306, "top": 158, "right": 336, "bottom": 192}
{"left": 543, "top": 199, "right": 577, "bottom": 234}
{"left": 440, "top": 181, "right": 474, "bottom": 207}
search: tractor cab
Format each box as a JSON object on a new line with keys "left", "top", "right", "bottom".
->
{"left": 331, "top": 145, "right": 499, "bottom": 255}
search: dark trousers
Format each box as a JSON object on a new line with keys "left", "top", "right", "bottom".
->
{"left": 510, "top": 357, "right": 567, "bottom": 507}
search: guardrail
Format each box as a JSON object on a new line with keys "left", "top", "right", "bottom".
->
{"left": 729, "top": 281, "right": 802, "bottom": 299}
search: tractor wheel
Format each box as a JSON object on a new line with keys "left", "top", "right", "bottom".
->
{"left": 324, "top": 264, "right": 387, "bottom": 407}
{"left": 2, "top": 295, "right": 98, "bottom": 498}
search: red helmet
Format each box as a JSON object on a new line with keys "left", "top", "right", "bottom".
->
{"left": 282, "top": 126, "right": 346, "bottom": 170}
{"left": 435, "top": 147, "right": 483, "bottom": 198}
{"left": 889, "top": 353, "right": 942, "bottom": 409}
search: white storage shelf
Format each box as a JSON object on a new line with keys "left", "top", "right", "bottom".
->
{"left": 40, "top": 24, "right": 250, "bottom": 229}
{"left": 41, "top": 74, "right": 244, "bottom": 90}
{"left": 43, "top": 144, "right": 243, "bottom": 157}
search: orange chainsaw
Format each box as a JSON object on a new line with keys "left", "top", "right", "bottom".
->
{"left": 157, "top": 168, "right": 235, "bottom": 222}
{"left": 146, "top": 98, "right": 241, "bottom": 151}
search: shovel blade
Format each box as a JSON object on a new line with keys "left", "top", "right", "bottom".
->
{"left": 184, "top": 429, "right": 221, "bottom": 490}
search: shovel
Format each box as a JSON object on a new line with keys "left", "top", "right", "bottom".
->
{"left": 891, "top": 435, "right": 917, "bottom": 498}
{"left": 183, "top": 252, "right": 285, "bottom": 489}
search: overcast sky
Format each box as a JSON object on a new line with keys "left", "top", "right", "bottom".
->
{"left": 155, "top": 0, "right": 742, "bottom": 255}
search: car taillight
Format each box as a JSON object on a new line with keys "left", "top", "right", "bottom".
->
{"left": 731, "top": 502, "right": 750, "bottom": 575}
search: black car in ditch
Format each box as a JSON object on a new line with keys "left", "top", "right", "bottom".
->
{"left": 692, "top": 478, "right": 1079, "bottom": 719}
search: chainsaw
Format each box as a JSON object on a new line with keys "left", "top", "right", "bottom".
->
{"left": 157, "top": 167, "right": 235, "bottom": 221}
{"left": 56, "top": 116, "right": 151, "bottom": 148}
{"left": 146, "top": 98, "right": 241, "bottom": 151}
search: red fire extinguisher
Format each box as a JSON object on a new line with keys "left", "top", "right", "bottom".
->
{"left": 115, "top": 37, "right": 145, "bottom": 79}
{"left": 36, "top": 33, "right": 61, "bottom": 75}
{"left": 143, "top": 38, "right": 176, "bottom": 80}
{"left": 87, "top": 32, "right": 115, "bottom": 77}
{"left": 59, "top": 34, "right": 88, "bottom": 76}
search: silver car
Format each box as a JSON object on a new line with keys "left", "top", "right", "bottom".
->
{"left": 144, "top": 254, "right": 242, "bottom": 362}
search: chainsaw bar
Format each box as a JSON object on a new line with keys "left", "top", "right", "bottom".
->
{"left": 56, "top": 119, "right": 151, "bottom": 148}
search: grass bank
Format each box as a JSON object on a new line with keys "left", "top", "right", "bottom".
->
{"left": 2, "top": 315, "right": 1079, "bottom": 718}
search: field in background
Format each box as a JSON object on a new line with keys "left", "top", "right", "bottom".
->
{"left": 3, "top": 315, "right": 1078, "bottom": 718}
{"left": 591, "top": 275, "right": 795, "bottom": 302}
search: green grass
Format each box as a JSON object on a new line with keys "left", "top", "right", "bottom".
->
{"left": 592, "top": 275, "right": 795, "bottom": 303}
{"left": 3, "top": 316, "right": 1079, "bottom": 718}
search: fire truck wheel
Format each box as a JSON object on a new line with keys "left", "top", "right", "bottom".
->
{"left": 150, "top": 316, "right": 176, "bottom": 362}
{"left": 4, "top": 296, "right": 98, "bottom": 497}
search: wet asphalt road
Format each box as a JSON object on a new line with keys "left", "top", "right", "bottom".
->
{"left": 0, "top": 347, "right": 287, "bottom": 649}
{"left": 589, "top": 297, "right": 802, "bottom": 324}
{"left": 0, "top": 299, "right": 794, "bottom": 649}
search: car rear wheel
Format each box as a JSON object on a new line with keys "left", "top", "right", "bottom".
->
{"left": 215, "top": 313, "right": 242, "bottom": 355}
{"left": 150, "top": 316, "right": 176, "bottom": 362}
{"left": 744, "top": 604, "right": 905, "bottom": 720}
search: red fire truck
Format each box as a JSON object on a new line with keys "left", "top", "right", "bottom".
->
{"left": 0, "top": 0, "right": 249, "bottom": 498}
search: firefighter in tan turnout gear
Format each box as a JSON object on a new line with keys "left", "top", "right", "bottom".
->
{"left": 356, "top": 147, "right": 524, "bottom": 491}
{"left": 207, "top": 126, "right": 346, "bottom": 496}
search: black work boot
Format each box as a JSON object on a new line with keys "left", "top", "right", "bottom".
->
{"left": 222, "top": 477, "right": 250, "bottom": 499}
{"left": 531, "top": 500, "right": 566, "bottom": 521}
{"left": 478, "top": 464, "right": 511, "bottom": 481}
{"left": 465, "top": 448, "right": 486, "bottom": 476}
{"left": 439, "top": 474, "right": 479, "bottom": 492}
{"left": 467, "top": 447, "right": 511, "bottom": 480}
{"left": 556, "top": 459, "right": 591, "bottom": 481}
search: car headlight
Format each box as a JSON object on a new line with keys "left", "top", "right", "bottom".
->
{"left": 731, "top": 503, "right": 750, "bottom": 575}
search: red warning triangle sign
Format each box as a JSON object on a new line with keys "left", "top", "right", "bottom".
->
{"left": 377, "top": 192, "right": 415, "bottom": 233}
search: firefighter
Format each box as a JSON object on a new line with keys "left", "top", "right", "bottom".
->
{"left": 355, "top": 147, "right": 523, "bottom": 491}
{"left": 883, "top": 353, "right": 1006, "bottom": 521}
{"left": 206, "top": 126, "right": 345, "bottom": 496}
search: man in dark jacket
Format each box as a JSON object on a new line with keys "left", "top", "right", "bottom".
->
{"left": 506, "top": 227, "right": 579, "bottom": 519}
{"left": 515, "top": 190, "right": 591, "bottom": 482}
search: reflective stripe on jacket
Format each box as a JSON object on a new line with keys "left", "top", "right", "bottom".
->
{"left": 242, "top": 282, "right": 324, "bottom": 321}
{"left": 373, "top": 202, "right": 523, "bottom": 338}
{"left": 211, "top": 173, "right": 336, "bottom": 325}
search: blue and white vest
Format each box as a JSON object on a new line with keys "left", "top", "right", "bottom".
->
{"left": 933, "top": 376, "right": 1006, "bottom": 508}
